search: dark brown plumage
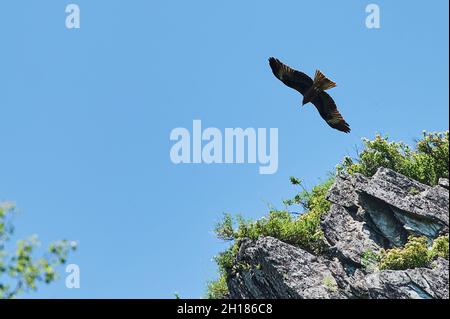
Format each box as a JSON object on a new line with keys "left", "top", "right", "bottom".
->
{"left": 268, "top": 57, "right": 350, "bottom": 133}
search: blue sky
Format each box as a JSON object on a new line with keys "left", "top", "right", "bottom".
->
{"left": 0, "top": 0, "right": 448, "bottom": 298}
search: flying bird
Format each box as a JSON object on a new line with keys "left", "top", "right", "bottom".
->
{"left": 268, "top": 57, "right": 350, "bottom": 133}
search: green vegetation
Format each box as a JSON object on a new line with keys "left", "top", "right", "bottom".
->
{"left": 378, "top": 235, "right": 449, "bottom": 270}
{"left": 0, "top": 202, "right": 76, "bottom": 299}
{"left": 379, "top": 236, "right": 430, "bottom": 270}
{"left": 361, "top": 249, "right": 381, "bottom": 272}
{"left": 205, "top": 274, "right": 229, "bottom": 299}
{"left": 430, "top": 235, "right": 449, "bottom": 259}
{"left": 322, "top": 275, "right": 338, "bottom": 292}
{"left": 359, "top": 235, "right": 449, "bottom": 272}
{"left": 338, "top": 131, "right": 449, "bottom": 186}
{"left": 206, "top": 177, "right": 334, "bottom": 298}
{"left": 206, "top": 131, "right": 449, "bottom": 298}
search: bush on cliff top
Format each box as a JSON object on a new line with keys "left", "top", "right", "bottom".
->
{"left": 338, "top": 131, "right": 449, "bottom": 186}
{"left": 214, "top": 177, "right": 334, "bottom": 266}
{"left": 206, "top": 177, "right": 333, "bottom": 298}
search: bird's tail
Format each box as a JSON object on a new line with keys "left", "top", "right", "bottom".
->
{"left": 313, "top": 69, "right": 336, "bottom": 91}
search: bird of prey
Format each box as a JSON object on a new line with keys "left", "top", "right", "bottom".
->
{"left": 268, "top": 57, "right": 350, "bottom": 133}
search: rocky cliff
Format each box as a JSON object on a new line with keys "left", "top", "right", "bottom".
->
{"left": 227, "top": 168, "right": 449, "bottom": 299}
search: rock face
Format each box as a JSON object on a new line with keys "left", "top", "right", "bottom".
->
{"left": 351, "top": 258, "right": 449, "bottom": 299}
{"left": 227, "top": 237, "right": 347, "bottom": 299}
{"left": 227, "top": 168, "right": 449, "bottom": 299}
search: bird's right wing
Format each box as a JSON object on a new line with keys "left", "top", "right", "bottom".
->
{"left": 312, "top": 91, "right": 351, "bottom": 133}
{"left": 269, "top": 57, "right": 313, "bottom": 95}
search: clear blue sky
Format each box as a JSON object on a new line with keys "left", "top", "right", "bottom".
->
{"left": 0, "top": 0, "right": 448, "bottom": 298}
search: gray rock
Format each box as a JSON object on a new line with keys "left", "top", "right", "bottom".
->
{"left": 358, "top": 193, "right": 409, "bottom": 247}
{"left": 321, "top": 204, "right": 383, "bottom": 266}
{"left": 352, "top": 258, "right": 449, "bottom": 299}
{"left": 439, "top": 178, "right": 449, "bottom": 189}
{"left": 326, "top": 173, "right": 359, "bottom": 210}
{"left": 355, "top": 168, "right": 448, "bottom": 231}
{"left": 227, "top": 237, "right": 345, "bottom": 299}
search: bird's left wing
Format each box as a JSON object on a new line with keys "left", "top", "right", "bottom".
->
{"left": 269, "top": 57, "right": 313, "bottom": 95}
{"left": 312, "top": 91, "right": 351, "bottom": 133}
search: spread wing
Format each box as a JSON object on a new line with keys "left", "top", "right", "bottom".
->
{"left": 268, "top": 57, "right": 313, "bottom": 95}
{"left": 312, "top": 91, "right": 351, "bottom": 133}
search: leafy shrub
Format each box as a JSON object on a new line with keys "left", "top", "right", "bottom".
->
{"left": 378, "top": 235, "right": 450, "bottom": 270}
{"left": 218, "top": 210, "right": 328, "bottom": 256}
{"left": 361, "top": 249, "right": 381, "bottom": 272}
{"left": 205, "top": 274, "right": 229, "bottom": 299}
{"left": 379, "top": 236, "right": 430, "bottom": 270}
{"left": 214, "top": 176, "right": 334, "bottom": 258}
{"left": 206, "top": 177, "right": 334, "bottom": 298}
{"left": 213, "top": 241, "right": 241, "bottom": 274}
{"left": 338, "top": 131, "right": 449, "bottom": 186}
{"left": 430, "top": 235, "right": 449, "bottom": 259}
{"left": 283, "top": 177, "right": 334, "bottom": 215}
